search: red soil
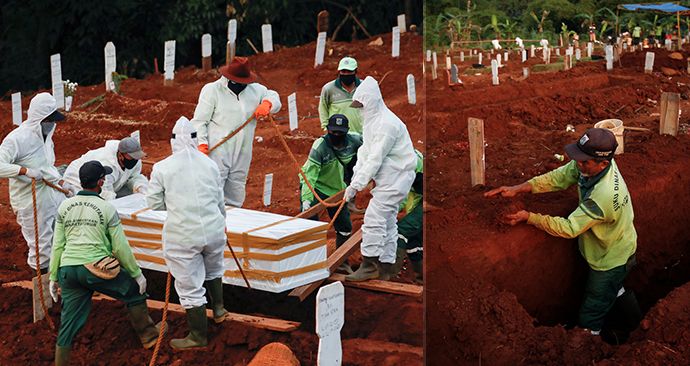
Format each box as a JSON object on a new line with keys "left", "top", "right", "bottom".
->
{"left": 426, "top": 47, "right": 690, "bottom": 365}
{"left": 0, "top": 33, "right": 424, "bottom": 365}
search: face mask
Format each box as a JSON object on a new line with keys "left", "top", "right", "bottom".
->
{"left": 339, "top": 73, "right": 356, "bottom": 86}
{"left": 328, "top": 133, "right": 346, "bottom": 147}
{"left": 41, "top": 121, "right": 56, "bottom": 136}
{"left": 227, "top": 80, "right": 247, "bottom": 95}
{"left": 122, "top": 155, "right": 138, "bottom": 170}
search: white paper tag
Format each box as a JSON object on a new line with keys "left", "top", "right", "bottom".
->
{"left": 314, "top": 32, "right": 327, "bottom": 67}
{"left": 391, "top": 26, "right": 400, "bottom": 58}
{"left": 288, "top": 93, "right": 298, "bottom": 131}
{"left": 397, "top": 14, "right": 406, "bottom": 33}
{"left": 104, "top": 42, "right": 117, "bottom": 91}
{"left": 164, "top": 40, "right": 176, "bottom": 80}
{"left": 228, "top": 19, "right": 237, "bottom": 43}
{"left": 316, "top": 282, "right": 345, "bottom": 366}
{"left": 201, "top": 34, "right": 212, "bottom": 57}
{"left": 406, "top": 74, "right": 415, "bottom": 105}
{"left": 50, "top": 54, "right": 64, "bottom": 109}
{"left": 261, "top": 24, "right": 273, "bottom": 53}
{"left": 263, "top": 173, "right": 273, "bottom": 206}
{"left": 11, "top": 92, "right": 21, "bottom": 126}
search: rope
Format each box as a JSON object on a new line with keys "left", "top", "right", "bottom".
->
{"left": 31, "top": 179, "right": 55, "bottom": 330}
{"left": 208, "top": 115, "right": 255, "bottom": 154}
{"left": 148, "top": 271, "right": 171, "bottom": 366}
{"left": 42, "top": 179, "right": 69, "bottom": 195}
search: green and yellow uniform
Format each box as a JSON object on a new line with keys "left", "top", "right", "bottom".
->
{"left": 397, "top": 150, "right": 424, "bottom": 262}
{"left": 318, "top": 78, "right": 363, "bottom": 134}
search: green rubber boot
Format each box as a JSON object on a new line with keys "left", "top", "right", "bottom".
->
{"left": 411, "top": 259, "right": 423, "bottom": 284}
{"left": 389, "top": 247, "right": 408, "bottom": 278}
{"left": 344, "top": 256, "right": 379, "bottom": 282}
{"left": 378, "top": 262, "right": 395, "bottom": 281}
{"left": 170, "top": 306, "right": 208, "bottom": 350}
{"left": 205, "top": 278, "right": 229, "bottom": 323}
{"left": 54, "top": 346, "right": 71, "bottom": 366}
{"left": 127, "top": 303, "right": 162, "bottom": 349}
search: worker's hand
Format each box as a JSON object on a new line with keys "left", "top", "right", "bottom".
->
{"left": 254, "top": 100, "right": 272, "bottom": 121}
{"left": 49, "top": 280, "right": 60, "bottom": 303}
{"left": 134, "top": 274, "right": 147, "bottom": 295}
{"left": 301, "top": 201, "right": 311, "bottom": 212}
{"left": 134, "top": 185, "right": 147, "bottom": 195}
{"left": 344, "top": 186, "right": 358, "bottom": 202}
{"left": 198, "top": 144, "right": 209, "bottom": 155}
{"left": 505, "top": 210, "right": 529, "bottom": 226}
{"left": 484, "top": 182, "right": 530, "bottom": 198}
{"left": 61, "top": 181, "right": 79, "bottom": 197}
{"left": 23, "top": 168, "right": 43, "bottom": 181}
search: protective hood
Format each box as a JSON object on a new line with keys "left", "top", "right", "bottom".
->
{"left": 25, "top": 93, "right": 58, "bottom": 134}
{"left": 170, "top": 116, "right": 197, "bottom": 153}
{"left": 351, "top": 76, "right": 384, "bottom": 122}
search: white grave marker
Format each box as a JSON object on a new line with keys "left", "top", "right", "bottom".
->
{"left": 522, "top": 49, "right": 527, "bottom": 62}
{"left": 263, "top": 173, "right": 273, "bottom": 206}
{"left": 491, "top": 59, "right": 499, "bottom": 85}
{"left": 397, "top": 14, "right": 406, "bottom": 33}
{"left": 316, "top": 282, "right": 345, "bottom": 366}
{"left": 478, "top": 53, "right": 483, "bottom": 65}
{"left": 432, "top": 52, "right": 438, "bottom": 70}
{"left": 50, "top": 54, "right": 64, "bottom": 109}
{"left": 228, "top": 19, "right": 237, "bottom": 43}
{"left": 426, "top": 50, "right": 431, "bottom": 62}
{"left": 314, "top": 32, "right": 327, "bottom": 67}
{"left": 497, "top": 54, "right": 502, "bottom": 67}
{"left": 104, "top": 42, "right": 117, "bottom": 92}
{"left": 587, "top": 42, "right": 593, "bottom": 58}
{"left": 391, "top": 26, "right": 400, "bottom": 58}
{"left": 406, "top": 74, "right": 416, "bottom": 105}
{"left": 504, "top": 51, "right": 508, "bottom": 62}
{"left": 605, "top": 45, "right": 613, "bottom": 71}
{"left": 531, "top": 45, "right": 535, "bottom": 58}
{"left": 445, "top": 55, "right": 451, "bottom": 70}
{"left": 261, "top": 24, "right": 273, "bottom": 53}
{"left": 575, "top": 48, "right": 581, "bottom": 60}
{"left": 288, "top": 93, "right": 298, "bottom": 131}
{"left": 460, "top": 51, "right": 464, "bottom": 62}
{"left": 644, "top": 52, "right": 655, "bottom": 74}
{"left": 164, "top": 40, "right": 176, "bottom": 80}
{"left": 201, "top": 34, "right": 212, "bottom": 57}
{"left": 556, "top": 48, "right": 561, "bottom": 56}
{"left": 522, "top": 67, "right": 529, "bottom": 78}
{"left": 11, "top": 92, "right": 21, "bottom": 126}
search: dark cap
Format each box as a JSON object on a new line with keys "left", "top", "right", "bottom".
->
{"left": 327, "top": 114, "right": 349, "bottom": 133}
{"left": 44, "top": 110, "right": 65, "bottom": 122}
{"left": 564, "top": 128, "right": 618, "bottom": 161}
{"left": 79, "top": 160, "right": 113, "bottom": 187}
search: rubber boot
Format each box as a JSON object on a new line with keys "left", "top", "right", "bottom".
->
{"left": 127, "top": 303, "right": 161, "bottom": 349}
{"left": 411, "top": 259, "right": 423, "bottom": 284}
{"left": 54, "top": 346, "right": 71, "bottom": 366}
{"left": 344, "top": 256, "right": 379, "bottom": 282}
{"left": 389, "top": 247, "right": 408, "bottom": 278}
{"left": 170, "top": 306, "right": 208, "bottom": 350}
{"left": 204, "top": 278, "right": 229, "bottom": 324}
{"left": 378, "top": 262, "right": 395, "bottom": 281}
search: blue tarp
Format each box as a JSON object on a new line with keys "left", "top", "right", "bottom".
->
{"left": 621, "top": 3, "right": 690, "bottom": 13}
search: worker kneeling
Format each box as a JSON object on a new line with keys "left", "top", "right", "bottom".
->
{"left": 146, "top": 117, "right": 229, "bottom": 350}
{"left": 49, "top": 161, "right": 159, "bottom": 366}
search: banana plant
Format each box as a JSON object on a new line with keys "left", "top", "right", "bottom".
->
{"left": 530, "top": 10, "right": 549, "bottom": 34}
{"left": 482, "top": 14, "right": 501, "bottom": 39}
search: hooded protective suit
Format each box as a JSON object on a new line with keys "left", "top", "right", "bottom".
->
{"left": 0, "top": 93, "right": 66, "bottom": 269}
{"left": 62, "top": 140, "right": 148, "bottom": 201}
{"left": 146, "top": 117, "right": 227, "bottom": 308}
{"left": 191, "top": 76, "right": 281, "bottom": 207}
{"left": 348, "top": 77, "right": 417, "bottom": 264}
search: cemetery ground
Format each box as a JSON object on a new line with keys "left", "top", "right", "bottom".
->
{"left": 0, "top": 33, "right": 424, "bottom": 365}
{"left": 427, "top": 46, "right": 690, "bottom": 365}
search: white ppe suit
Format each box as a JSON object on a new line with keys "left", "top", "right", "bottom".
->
{"left": 62, "top": 140, "right": 148, "bottom": 201}
{"left": 348, "top": 77, "right": 417, "bottom": 264}
{"left": 146, "top": 117, "right": 227, "bottom": 309}
{"left": 0, "top": 93, "right": 66, "bottom": 270}
{"left": 191, "top": 76, "right": 281, "bottom": 207}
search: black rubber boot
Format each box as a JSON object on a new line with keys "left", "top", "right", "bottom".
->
{"left": 127, "top": 303, "right": 162, "bottom": 349}
{"left": 170, "top": 306, "right": 208, "bottom": 350}
{"left": 204, "top": 278, "right": 229, "bottom": 323}
{"left": 378, "top": 261, "right": 395, "bottom": 281}
{"left": 54, "top": 346, "right": 71, "bottom": 366}
{"left": 344, "top": 256, "right": 379, "bottom": 282}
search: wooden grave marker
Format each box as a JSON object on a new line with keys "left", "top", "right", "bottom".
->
{"left": 468, "top": 118, "right": 485, "bottom": 186}
{"left": 660, "top": 92, "right": 680, "bottom": 136}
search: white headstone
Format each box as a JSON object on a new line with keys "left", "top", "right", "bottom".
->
{"left": 65, "top": 96, "right": 73, "bottom": 112}
{"left": 575, "top": 48, "right": 581, "bottom": 60}
{"left": 406, "top": 74, "right": 416, "bottom": 105}
{"left": 397, "top": 14, "right": 406, "bottom": 33}
{"left": 316, "top": 282, "right": 345, "bottom": 366}
{"left": 491, "top": 59, "right": 499, "bottom": 85}
{"left": 11, "top": 92, "right": 21, "bottom": 126}
{"left": 426, "top": 50, "right": 431, "bottom": 62}
{"left": 164, "top": 40, "right": 176, "bottom": 80}
{"left": 314, "top": 32, "right": 327, "bottom": 67}
{"left": 391, "top": 26, "right": 400, "bottom": 58}
{"left": 445, "top": 55, "right": 451, "bottom": 70}
{"left": 504, "top": 51, "right": 508, "bottom": 62}
{"left": 50, "top": 54, "right": 64, "bottom": 109}
{"left": 522, "top": 67, "right": 529, "bottom": 78}
{"left": 556, "top": 48, "right": 561, "bottom": 56}
{"left": 587, "top": 42, "right": 593, "bottom": 58}
{"left": 644, "top": 52, "right": 655, "bottom": 73}
{"left": 201, "top": 34, "right": 212, "bottom": 58}
{"left": 261, "top": 24, "right": 273, "bottom": 53}
{"left": 104, "top": 42, "right": 117, "bottom": 92}
{"left": 497, "top": 54, "right": 502, "bottom": 67}
{"left": 460, "top": 51, "right": 464, "bottom": 62}
{"left": 263, "top": 173, "right": 273, "bottom": 206}
{"left": 530, "top": 45, "right": 535, "bottom": 58}
{"left": 605, "top": 45, "right": 613, "bottom": 70}
{"left": 287, "top": 93, "right": 298, "bottom": 131}
{"left": 473, "top": 49, "right": 477, "bottom": 55}
{"left": 450, "top": 64, "right": 459, "bottom": 84}
{"left": 228, "top": 19, "right": 237, "bottom": 43}
{"left": 432, "top": 52, "right": 438, "bottom": 69}
{"left": 522, "top": 49, "right": 527, "bottom": 62}
{"left": 478, "top": 53, "right": 483, "bottom": 65}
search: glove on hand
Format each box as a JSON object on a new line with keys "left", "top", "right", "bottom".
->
{"left": 198, "top": 144, "right": 209, "bottom": 155}
{"left": 344, "top": 186, "right": 358, "bottom": 202}
{"left": 49, "top": 280, "right": 60, "bottom": 303}
{"left": 24, "top": 168, "right": 43, "bottom": 181}
{"left": 254, "top": 100, "right": 272, "bottom": 119}
{"left": 134, "top": 274, "right": 147, "bottom": 295}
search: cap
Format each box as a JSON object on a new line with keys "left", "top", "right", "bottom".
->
{"left": 564, "top": 128, "right": 618, "bottom": 161}
{"left": 338, "top": 57, "right": 358, "bottom": 71}
{"left": 79, "top": 160, "right": 113, "bottom": 187}
{"left": 44, "top": 110, "right": 65, "bottom": 122}
{"left": 327, "top": 114, "right": 349, "bottom": 133}
{"left": 118, "top": 137, "right": 146, "bottom": 160}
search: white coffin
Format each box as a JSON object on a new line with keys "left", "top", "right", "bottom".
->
{"left": 111, "top": 194, "right": 329, "bottom": 293}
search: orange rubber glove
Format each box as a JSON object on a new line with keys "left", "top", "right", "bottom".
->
{"left": 198, "top": 144, "right": 209, "bottom": 155}
{"left": 254, "top": 100, "right": 272, "bottom": 119}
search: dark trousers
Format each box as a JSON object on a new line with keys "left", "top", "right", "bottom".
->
{"left": 578, "top": 255, "right": 635, "bottom": 331}
{"left": 303, "top": 189, "right": 352, "bottom": 246}
{"left": 397, "top": 203, "right": 423, "bottom": 262}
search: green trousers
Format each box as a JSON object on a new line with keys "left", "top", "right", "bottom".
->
{"left": 303, "top": 189, "right": 352, "bottom": 238}
{"left": 578, "top": 255, "right": 635, "bottom": 331}
{"left": 56, "top": 265, "right": 147, "bottom": 347}
{"left": 397, "top": 203, "right": 423, "bottom": 262}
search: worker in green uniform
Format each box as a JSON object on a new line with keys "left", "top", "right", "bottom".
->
{"left": 300, "top": 114, "right": 362, "bottom": 273}
{"left": 632, "top": 25, "right": 642, "bottom": 45}
{"left": 48, "top": 161, "right": 160, "bottom": 365}
{"left": 391, "top": 150, "right": 423, "bottom": 284}
{"left": 318, "top": 57, "right": 363, "bottom": 134}
{"left": 485, "top": 128, "right": 639, "bottom": 337}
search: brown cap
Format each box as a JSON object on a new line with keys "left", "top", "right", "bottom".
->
{"left": 219, "top": 57, "right": 257, "bottom": 84}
